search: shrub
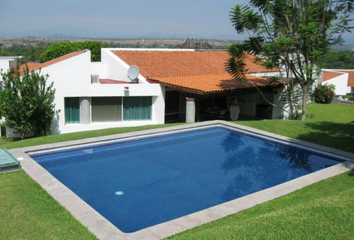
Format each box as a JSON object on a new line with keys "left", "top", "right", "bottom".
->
{"left": 0, "top": 67, "right": 57, "bottom": 139}
{"left": 313, "top": 84, "right": 335, "bottom": 104}
{"left": 39, "top": 41, "right": 110, "bottom": 63}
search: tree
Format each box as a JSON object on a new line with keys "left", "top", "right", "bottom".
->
{"left": 228, "top": 0, "right": 353, "bottom": 120}
{"left": 317, "top": 50, "right": 354, "bottom": 69}
{"left": 176, "top": 38, "right": 213, "bottom": 49}
{"left": 0, "top": 67, "right": 57, "bottom": 139}
{"left": 39, "top": 41, "right": 110, "bottom": 63}
{"left": 0, "top": 43, "right": 48, "bottom": 64}
{"left": 24, "top": 42, "right": 48, "bottom": 63}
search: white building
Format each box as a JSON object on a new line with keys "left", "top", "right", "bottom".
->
{"left": 15, "top": 49, "right": 167, "bottom": 135}
{"left": 3, "top": 48, "right": 285, "bottom": 136}
{"left": 321, "top": 69, "right": 354, "bottom": 95}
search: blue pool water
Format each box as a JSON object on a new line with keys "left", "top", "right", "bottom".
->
{"left": 32, "top": 127, "right": 343, "bottom": 233}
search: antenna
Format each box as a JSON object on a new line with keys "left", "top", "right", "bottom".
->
{"left": 127, "top": 65, "right": 139, "bottom": 82}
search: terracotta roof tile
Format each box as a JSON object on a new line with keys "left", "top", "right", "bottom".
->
{"left": 322, "top": 71, "right": 344, "bottom": 81}
{"left": 149, "top": 73, "right": 280, "bottom": 94}
{"left": 99, "top": 79, "right": 131, "bottom": 84}
{"left": 340, "top": 70, "right": 354, "bottom": 87}
{"left": 112, "top": 50, "right": 279, "bottom": 94}
{"left": 112, "top": 51, "right": 277, "bottom": 79}
{"left": 323, "top": 70, "right": 354, "bottom": 87}
{"left": 18, "top": 51, "right": 85, "bottom": 75}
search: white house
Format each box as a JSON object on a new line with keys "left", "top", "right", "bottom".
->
{"left": 15, "top": 49, "right": 168, "bottom": 135}
{"left": 321, "top": 69, "right": 354, "bottom": 95}
{"left": 3, "top": 48, "right": 286, "bottom": 136}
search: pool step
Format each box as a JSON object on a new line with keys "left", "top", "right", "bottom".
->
{"left": 0, "top": 148, "right": 21, "bottom": 174}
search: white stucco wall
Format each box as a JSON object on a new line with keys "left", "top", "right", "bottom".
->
{"left": 0, "top": 57, "right": 20, "bottom": 81}
{"left": 34, "top": 50, "right": 165, "bottom": 135}
{"left": 90, "top": 62, "right": 107, "bottom": 79}
{"left": 247, "top": 72, "right": 280, "bottom": 77}
{"left": 322, "top": 73, "right": 348, "bottom": 95}
{"left": 272, "top": 86, "right": 287, "bottom": 119}
{"left": 321, "top": 69, "right": 353, "bottom": 95}
{"left": 0, "top": 61, "right": 9, "bottom": 72}
{"left": 101, "top": 49, "right": 135, "bottom": 82}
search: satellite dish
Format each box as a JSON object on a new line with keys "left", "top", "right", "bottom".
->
{"left": 128, "top": 65, "right": 139, "bottom": 80}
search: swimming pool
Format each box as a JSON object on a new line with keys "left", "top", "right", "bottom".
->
{"left": 11, "top": 121, "right": 354, "bottom": 240}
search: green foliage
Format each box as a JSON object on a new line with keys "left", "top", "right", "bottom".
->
{"left": 317, "top": 50, "right": 354, "bottom": 69}
{"left": 38, "top": 42, "right": 79, "bottom": 63}
{"left": 0, "top": 67, "right": 57, "bottom": 139}
{"left": 0, "top": 43, "right": 49, "bottom": 64}
{"left": 24, "top": 42, "right": 48, "bottom": 63}
{"left": 313, "top": 84, "right": 335, "bottom": 103}
{"left": 39, "top": 41, "right": 110, "bottom": 63}
{"left": 228, "top": 0, "right": 353, "bottom": 120}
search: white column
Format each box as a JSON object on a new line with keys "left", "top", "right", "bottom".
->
{"left": 186, "top": 97, "right": 195, "bottom": 123}
{"left": 80, "top": 97, "right": 91, "bottom": 124}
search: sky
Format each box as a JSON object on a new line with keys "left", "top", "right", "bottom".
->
{"left": 0, "top": 0, "right": 353, "bottom": 42}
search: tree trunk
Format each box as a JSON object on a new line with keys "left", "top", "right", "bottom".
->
{"left": 301, "top": 85, "right": 310, "bottom": 121}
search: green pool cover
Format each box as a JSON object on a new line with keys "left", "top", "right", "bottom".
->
{"left": 0, "top": 148, "right": 21, "bottom": 173}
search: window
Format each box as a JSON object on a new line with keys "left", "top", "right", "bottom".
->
{"left": 123, "top": 97, "right": 152, "bottom": 121}
{"left": 92, "top": 97, "right": 122, "bottom": 122}
{"left": 65, "top": 97, "right": 80, "bottom": 124}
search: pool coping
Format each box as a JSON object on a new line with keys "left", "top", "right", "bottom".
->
{"left": 10, "top": 120, "right": 354, "bottom": 240}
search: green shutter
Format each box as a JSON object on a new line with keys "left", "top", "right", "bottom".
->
{"left": 123, "top": 97, "right": 152, "bottom": 121}
{"left": 65, "top": 98, "right": 80, "bottom": 124}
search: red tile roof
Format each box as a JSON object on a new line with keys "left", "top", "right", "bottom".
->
{"left": 18, "top": 51, "right": 85, "bottom": 75}
{"left": 99, "top": 79, "right": 131, "bottom": 84}
{"left": 322, "top": 71, "right": 344, "bottom": 81}
{"left": 149, "top": 73, "right": 279, "bottom": 94}
{"left": 113, "top": 51, "right": 277, "bottom": 79}
{"left": 112, "top": 50, "right": 279, "bottom": 94}
{"left": 323, "top": 70, "right": 354, "bottom": 87}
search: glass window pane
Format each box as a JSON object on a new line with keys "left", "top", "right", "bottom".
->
{"left": 92, "top": 97, "right": 122, "bottom": 122}
{"left": 65, "top": 97, "right": 80, "bottom": 124}
{"left": 123, "top": 97, "right": 152, "bottom": 121}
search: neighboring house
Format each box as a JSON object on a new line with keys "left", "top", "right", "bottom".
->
{"left": 8, "top": 48, "right": 285, "bottom": 136}
{"left": 321, "top": 69, "right": 354, "bottom": 95}
{"left": 0, "top": 56, "right": 22, "bottom": 76}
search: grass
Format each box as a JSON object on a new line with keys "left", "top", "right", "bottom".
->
{"left": 0, "top": 102, "right": 353, "bottom": 240}
{"left": 0, "top": 123, "right": 183, "bottom": 150}
{"left": 168, "top": 172, "right": 354, "bottom": 240}
{"left": 0, "top": 171, "right": 97, "bottom": 240}
{"left": 236, "top": 103, "right": 354, "bottom": 152}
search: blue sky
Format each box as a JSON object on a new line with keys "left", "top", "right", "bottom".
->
{"left": 0, "top": 0, "right": 352, "bottom": 42}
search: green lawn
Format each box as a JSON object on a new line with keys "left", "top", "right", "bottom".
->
{"left": 0, "top": 103, "right": 353, "bottom": 240}
{"left": 0, "top": 123, "right": 184, "bottom": 150}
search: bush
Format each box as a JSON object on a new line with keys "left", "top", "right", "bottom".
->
{"left": 313, "top": 84, "right": 335, "bottom": 104}
{"left": 0, "top": 67, "right": 57, "bottom": 139}
{"left": 39, "top": 41, "right": 110, "bottom": 63}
